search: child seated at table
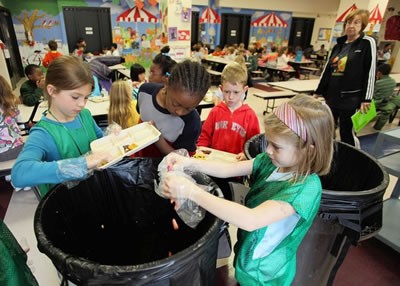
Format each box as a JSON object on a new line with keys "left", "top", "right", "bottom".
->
{"left": 130, "top": 63, "right": 146, "bottom": 99}
{"left": 108, "top": 80, "right": 140, "bottom": 128}
{"left": 276, "top": 47, "right": 294, "bottom": 70}
{"left": 20, "top": 64, "right": 44, "bottom": 106}
{"left": 258, "top": 46, "right": 279, "bottom": 68}
{"left": 373, "top": 64, "right": 398, "bottom": 130}
{"left": 149, "top": 46, "right": 176, "bottom": 85}
{"left": 0, "top": 75, "right": 24, "bottom": 162}
{"left": 136, "top": 60, "right": 210, "bottom": 157}
{"left": 42, "top": 40, "right": 62, "bottom": 68}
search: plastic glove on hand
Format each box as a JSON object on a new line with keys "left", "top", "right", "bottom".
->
{"left": 86, "top": 151, "right": 113, "bottom": 169}
{"left": 104, "top": 122, "right": 122, "bottom": 136}
{"left": 161, "top": 173, "right": 197, "bottom": 201}
{"left": 236, "top": 152, "right": 246, "bottom": 161}
{"left": 165, "top": 152, "right": 190, "bottom": 172}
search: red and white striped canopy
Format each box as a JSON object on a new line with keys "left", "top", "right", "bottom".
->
{"left": 199, "top": 7, "right": 221, "bottom": 24}
{"left": 336, "top": 4, "right": 358, "bottom": 22}
{"left": 369, "top": 4, "right": 383, "bottom": 24}
{"left": 116, "top": 6, "right": 158, "bottom": 23}
{"left": 251, "top": 13, "right": 288, "bottom": 27}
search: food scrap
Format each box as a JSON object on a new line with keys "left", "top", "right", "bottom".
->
{"left": 193, "top": 153, "right": 206, "bottom": 160}
{"left": 172, "top": 218, "right": 179, "bottom": 230}
{"left": 123, "top": 143, "right": 138, "bottom": 153}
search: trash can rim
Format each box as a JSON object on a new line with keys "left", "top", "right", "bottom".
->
{"left": 321, "top": 141, "right": 389, "bottom": 196}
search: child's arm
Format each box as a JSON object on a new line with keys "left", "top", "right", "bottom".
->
{"left": 11, "top": 129, "right": 110, "bottom": 188}
{"left": 166, "top": 152, "right": 253, "bottom": 178}
{"left": 162, "top": 174, "right": 295, "bottom": 232}
{"left": 154, "top": 135, "right": 175, "bottom": 155}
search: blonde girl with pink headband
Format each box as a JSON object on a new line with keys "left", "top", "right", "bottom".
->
{"left": 160, "top": 94, "right": 335, "bottom": 285}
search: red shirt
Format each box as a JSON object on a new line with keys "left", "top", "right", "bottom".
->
{"left": 197, "top": 103, "right": 260, "bottom": 154}
{"left": 42, "top": 51, "right": 63, "bottom": 68}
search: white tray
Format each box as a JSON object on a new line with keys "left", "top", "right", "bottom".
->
{"left": 194, "top": 147, "right": 238, "bottom": 163}
{"left": 90, "top": 122, "right": 161, "bottom": 169}
{"left": 88, "top": 96, "right": 109, "bottom": 103}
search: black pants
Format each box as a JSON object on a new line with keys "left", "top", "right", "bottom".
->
{"left": 330, "top": 107, "right": 356, "bottom": 146}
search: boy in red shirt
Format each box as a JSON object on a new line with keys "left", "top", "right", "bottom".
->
{"left": 42, "top": 40, "right": 62, "bottom": 68}
{"left": 198, "top": 62, "right": 260, "bottom": 161}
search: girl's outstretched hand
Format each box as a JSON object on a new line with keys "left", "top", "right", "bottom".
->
{"left": 161, "top": 173, "right": 197, "bottom": 201}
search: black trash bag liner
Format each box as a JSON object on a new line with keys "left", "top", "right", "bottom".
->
{"left": 244, "top": 134, "right": 388, "bottom": 242}
{"left": 244, "top": 133, "right": 267, "bottom": 160}
{"left": 34, "top": 158, "right": 222, "bottom": 286}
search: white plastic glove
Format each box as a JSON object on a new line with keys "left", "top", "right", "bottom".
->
{"left": 104, "top": 122, "right": 122, "bottom": 136}
{"left": 164, "top": 152, "right": 191, "bottom": 173}
{"left": 161, "top": 173, "right": 198, "bottom": 201}
{"left": 86, "top": 151, "right": 114, "bottom": 170}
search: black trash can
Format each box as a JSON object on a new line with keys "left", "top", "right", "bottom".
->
{"left": 244, "top": 134, "right": 389, "bottom": 286}
{"left": 34, "top": 158, "right": 223, "bottom": 286}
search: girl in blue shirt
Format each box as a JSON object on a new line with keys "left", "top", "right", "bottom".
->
{"left": 12, "top": 56, "right": 111, "bottom": 196}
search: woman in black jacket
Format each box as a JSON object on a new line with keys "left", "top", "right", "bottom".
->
{"left": 315, "top": 9, "right": 376, "bottom": 146}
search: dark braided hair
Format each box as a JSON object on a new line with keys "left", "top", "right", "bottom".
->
{"left": 168, "top": 60, "right": 210, "bottom": 99}
{"left": 153, "top": 46, "right": 177, "bottom": 76}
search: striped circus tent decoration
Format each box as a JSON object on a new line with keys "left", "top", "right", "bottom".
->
{"left": 116, "top": 6, "right": 158, "bottom": 23}
{"left": 199, "top": 7, "right": 221, "bottom": 24}
{"left": 369, "top": 4, "right": 383, "bottom": 24}
{"left": 336, "top": 4, "right": 358, "bottom": 22}
{"left": 251, "top": 12, "right": 288, "bottom": 27}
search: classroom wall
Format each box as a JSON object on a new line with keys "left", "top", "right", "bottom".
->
{"left": 192, "top": 0, "right": 340, "bottom": 15}
{"left": 193, "top": 0, "right": 339, "bottom": 51}
{"left": 3, "top": 0, "right": 164, "bottom": 69}
{"left": 377, "top": 0, "right": 400, "bottom": 72}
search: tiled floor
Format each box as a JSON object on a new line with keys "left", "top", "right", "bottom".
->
{"left": 3, "top": 79, "right": 400, "bottom": 285}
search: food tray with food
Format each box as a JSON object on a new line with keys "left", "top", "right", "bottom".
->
{"left": 90, "top": 122, "right": 161, "bottom": 168}
{"left": 193, "top": 147, "right": 238, "bottom": 163}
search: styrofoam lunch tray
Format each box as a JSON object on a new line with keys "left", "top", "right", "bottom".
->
{"left": 90, "top": 122, "right": 161, "bottom": 168}
{"left": 194, "top": 147, "right": 238, "bottom": 163}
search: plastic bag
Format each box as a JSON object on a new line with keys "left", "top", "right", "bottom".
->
{"left": 156, "top": 149, "right": 210, "bottom": 228}
{"left": 103, "top": 122, "right": 122, "bottom": 136}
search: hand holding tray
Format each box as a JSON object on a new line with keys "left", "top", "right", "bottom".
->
{"left": 90, "top": 122, "right": 161, "bottom": 168}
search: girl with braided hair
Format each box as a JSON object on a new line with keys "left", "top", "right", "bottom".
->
{"left": 137, "top": 60, "right": 210, "bottom": 157}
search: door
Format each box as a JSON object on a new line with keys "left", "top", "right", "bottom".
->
{"left": 191, "top": 11, "right": 199, "bottom": 47}
{"left": 289, "top": 17, "right": 315, "bottom": 50}
{"left": 63, "top": 7, "right": 112, "bottom": 54}
{"left": 0, "top": 7, "right": 24, "bottom": 89}
{"left": 220, "top": 14, "right": 250, "bottom": 48}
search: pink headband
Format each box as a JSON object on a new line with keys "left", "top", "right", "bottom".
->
{"left": 273, "top": 103, "right": 307, "bottom": 142}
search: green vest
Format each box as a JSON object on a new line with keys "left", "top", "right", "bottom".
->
{"left": 35, "top": 108, "right": 98, "bottom": 196}
{"left": 234, "top": 153, "right": 322, "bottom": 286}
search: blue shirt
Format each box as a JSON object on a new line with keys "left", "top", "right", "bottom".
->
{"left": 11, "top": 115, "right": 103, "bottom": 188}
